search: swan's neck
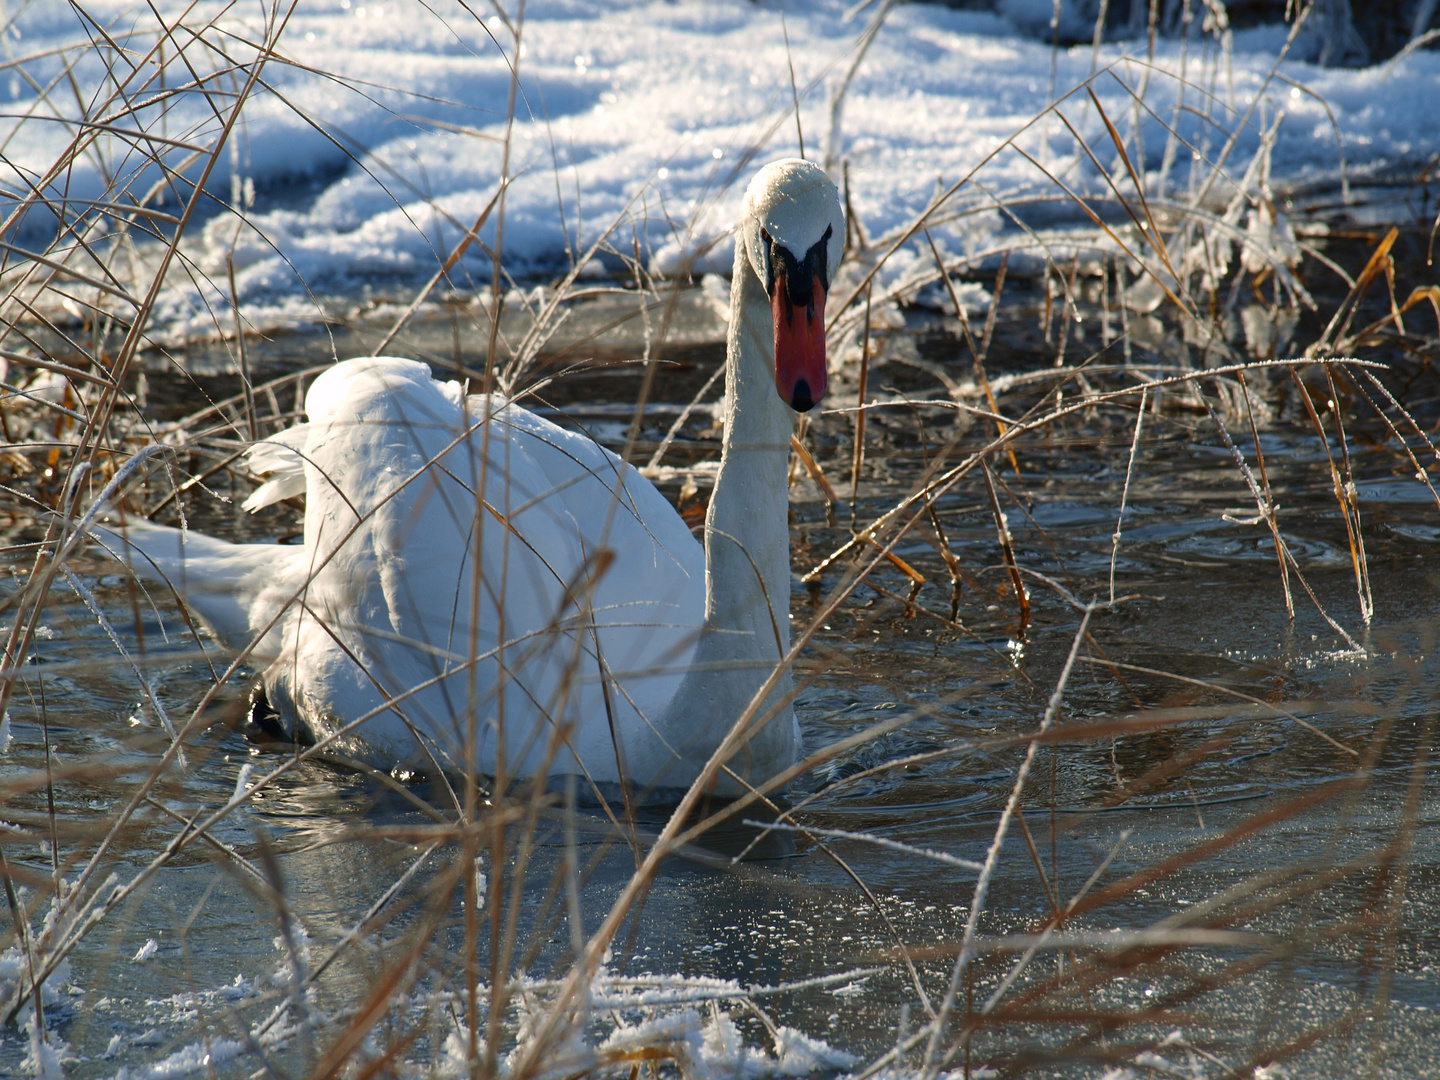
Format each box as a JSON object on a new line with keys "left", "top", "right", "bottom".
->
{"left": 706, "top": 244, "right": 795, "bottom": 652}
{"left": 663, "top": 240, "right": 798, "bottom": 791}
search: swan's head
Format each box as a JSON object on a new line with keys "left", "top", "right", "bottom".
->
{"left": 741, "top": 159, "right": 844, "bottom": 413}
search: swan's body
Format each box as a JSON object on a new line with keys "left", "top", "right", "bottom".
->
{"left": 99, "top": 160, "right": 843, "bottom": 795}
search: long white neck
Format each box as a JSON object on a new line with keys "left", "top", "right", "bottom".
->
{"left": 662, "top": 240, "right": 798, "bottom": 792}
{"left": 707, "top": 238, "right": 795, "bottom": 656}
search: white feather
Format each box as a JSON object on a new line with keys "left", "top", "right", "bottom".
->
{"left": 97, "top": 160, "right": 843, "bottom": 796}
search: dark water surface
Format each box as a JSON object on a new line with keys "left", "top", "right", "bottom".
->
{"left": 3, "top": 233, "right": 1440, "bottom": 1077}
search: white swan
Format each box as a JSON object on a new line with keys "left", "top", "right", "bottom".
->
{"left": 99, "top": 159, "right": 843, "bottom": 796}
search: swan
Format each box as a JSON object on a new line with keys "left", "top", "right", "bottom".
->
{"left": 97, "top": 158, "right": 843, "bottom": 797}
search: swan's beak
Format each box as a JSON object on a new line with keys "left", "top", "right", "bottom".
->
{"left": 770, "top": 272, "right": 828, "bottom": 412}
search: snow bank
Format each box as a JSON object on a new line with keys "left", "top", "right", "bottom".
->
{"left": 4, "top": 0, "right": 1435, "bottom": 338}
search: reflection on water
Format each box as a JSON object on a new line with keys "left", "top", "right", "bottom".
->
{"left": 5, "top": 275, "right": 1440, "bottom": 1075}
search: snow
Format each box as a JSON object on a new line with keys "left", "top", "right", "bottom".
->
{"left": 21, "top": 1019, "right": 68, "bottom": 1080}
{"left": 594, "top": 1008, "right": 854, "bottom": 1079}
{"left": 119, "top": 1037, "right": 245, "bottom": 1080}
{"left": 3, "top": 0, "right": 1435, "bottom": 339}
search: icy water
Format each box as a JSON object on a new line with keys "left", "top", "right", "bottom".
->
{"left": 4, "top": 238, "right": 1440, "bottom": 1077}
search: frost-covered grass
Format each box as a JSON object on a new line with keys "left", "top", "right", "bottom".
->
{"left": 2, "top": 0, "right": 1440, "bottom": 1077}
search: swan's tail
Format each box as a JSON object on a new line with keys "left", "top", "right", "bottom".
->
{"left": 89, "top": 517, "right": 289, "bottom": 657}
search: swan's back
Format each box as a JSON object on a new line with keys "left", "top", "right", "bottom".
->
{"left": 239, "top": 358, "right": 707, "bottom": 785}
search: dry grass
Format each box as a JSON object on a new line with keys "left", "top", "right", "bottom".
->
{"left": 0, "top": 1, "right": 1438, "bottom": 1078}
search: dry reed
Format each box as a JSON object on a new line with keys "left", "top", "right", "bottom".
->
{"left": 0, "top": 2, "right": 1437, "bottom": 1078}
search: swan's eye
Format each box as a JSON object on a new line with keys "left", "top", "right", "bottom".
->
{"left": 759, "top": 227, "right": 775, "bottom": 293}
{"left": 803, "top": 225, "right": 833, "bottom": 294}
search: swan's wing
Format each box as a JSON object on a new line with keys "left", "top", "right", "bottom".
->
{"left": 494, "top": 403, "right": 700, "bottom": 576}
{"left": 243, "top": 356, "right": 706, "bottom": 781}
{"left": 491, "top": 402, "right": 707, "bottom": 704}
{"left": 243, "top": 357, "right": 462, "bottom": 515}
{"left": 241, "top": 424, "right": 310, "bottom": 512}
{"left": 304, "top": 356, "right": 461, "bottom": 427}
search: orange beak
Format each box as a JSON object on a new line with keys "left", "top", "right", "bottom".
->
{"left": 771, "top": 272, "right": 827, "bottom": 413}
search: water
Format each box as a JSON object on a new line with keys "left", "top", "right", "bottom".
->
{"left": 3, "top": 234, "right": 1440, "bottom": 1077}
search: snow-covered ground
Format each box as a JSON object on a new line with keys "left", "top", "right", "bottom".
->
{"left": 5, "top": 0, "right": 1437, "bottom": 338}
